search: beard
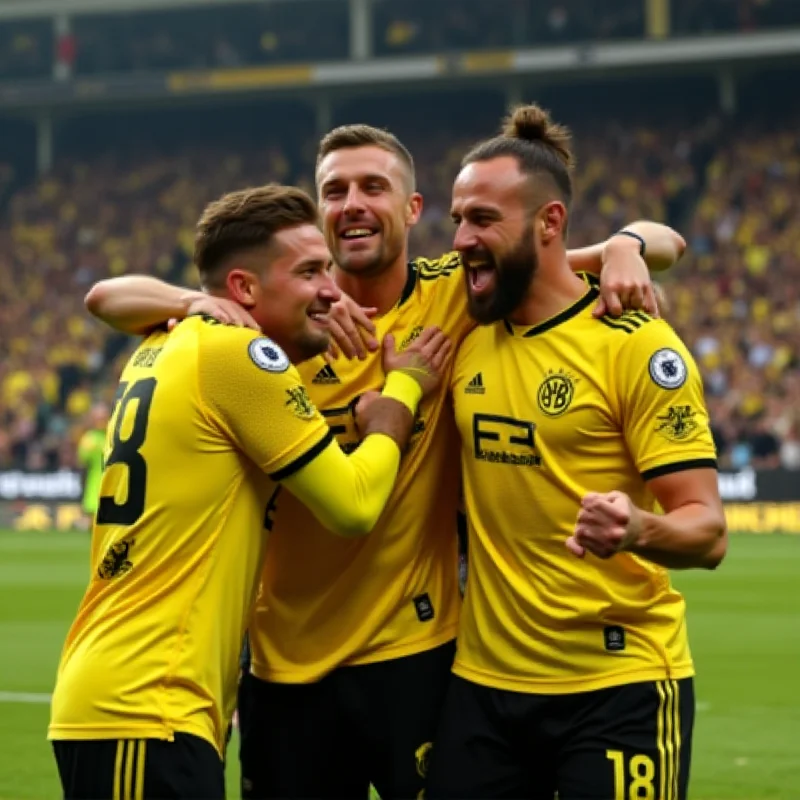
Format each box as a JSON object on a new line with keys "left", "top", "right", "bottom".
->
{"left": 333, "top": 231, "right": 403, "bottom": 278}
{"left": 293, "top": 327, "right": 331, "bottom": 363}
{"left": 465, "top": 223, "right": 538, "bottom": 325}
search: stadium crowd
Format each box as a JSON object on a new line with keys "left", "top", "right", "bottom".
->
{"left": 0, "top": 93, "right": 798, "bottom": 473}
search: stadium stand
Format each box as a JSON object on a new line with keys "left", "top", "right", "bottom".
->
{"left": 0, "top": 1, "right": 798, "bottom": 475}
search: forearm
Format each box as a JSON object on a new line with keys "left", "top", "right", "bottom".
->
{"left": 85, "top": 276, "right": 198, "bottom": 335}
{"left": 567, "top": 222, "right": 686, "bottom": 276}
{"left": 282, "top": 434, "right": 401, "bottom": 537}
{"left": 281, "top": 371, "right": 421, "bottom": 537}
{"left": 619, "top": 221, "right": 686, "bottom": 272}
{"left": 629, "top": 503, "right": 727, "bottom": 570}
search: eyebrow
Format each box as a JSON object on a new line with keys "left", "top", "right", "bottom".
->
{"left": 293, "top": 258, "right": 331, "bottom": 272}
{"left": 321, "top": 173, "right": 391, "bottom": 189}
{"left": 451, "top": 205, "right": 501, "bottom": 220}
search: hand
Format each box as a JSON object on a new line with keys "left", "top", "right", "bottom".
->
{"left": 566, "top": 491, "right": 643, "bottom": 559}
{"left": 324, "top": 293, "right": 379, "bottom": 361}
{"left": 382, "top": 326, "right": 452, "bottom": 398}
{"left": 182, "top": 294, "right": 261, "bottom": 331}
{"left": 353, "top": 390, "right": 382, "bottom": 436}
{"left": 593, "top": 236, "right": 660, "bottom": 319}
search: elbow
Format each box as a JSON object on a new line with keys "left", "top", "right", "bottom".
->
{"left": 702, "top": 519, "right": 728, "bottom": 570}
{"left": 84, "top": 281, "right": 109, "bottom": 318}
{"left": 673, "top": 230, "right": 687, "bottom": 260}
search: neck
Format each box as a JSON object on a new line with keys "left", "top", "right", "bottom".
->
{"left": 507, "top": 254, "right": 588, "bottom": 327}
{"left": 333, "top": 253, "right": 410, "bottom": 316}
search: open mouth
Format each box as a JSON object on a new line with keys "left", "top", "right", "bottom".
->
{"left": 465, "top": 261, "right": 496, "bottom": 295}
{"left": 307, "top": 310, "right": 329, "bottom": 326}
{"left": 339, "top": 226, "right": 378, "bottom": 243}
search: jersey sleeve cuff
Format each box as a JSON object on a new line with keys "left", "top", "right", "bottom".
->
{"left": 641, "top": 457, "right": 718, "bottom": 482}
{"left": 269, "top": 429, "right": 334, "bottom": 482}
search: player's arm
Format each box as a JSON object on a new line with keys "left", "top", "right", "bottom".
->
{"left": 85, "top": 275, "right": 376, "bottom": 358}
{"left": 568, "top": 322, "right": 726, "bottom": 570}
{"left": 84, "top": 276, "right": 213, "bottom": 336}
{"left": 568, "top": 221, "right": 686, "bottom": 319}
{"left": 279, "top": 373, "right": 418, "bottom": 535}
{"left": 201, "top": 326, "right": 449, "bottom": 537}
{"left": 567, "top": 221, "right": 686, "bottom": 275}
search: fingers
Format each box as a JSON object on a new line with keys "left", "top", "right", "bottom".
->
{"left": 239, "top": 309, "right": 261, "bottom": 331}
{"left": 327, "top": 300, "right": 380, "bottom": 360}
{"left": 565, "top": 536, "right": 586, "bottom": 558}
{"left": 328, "top": 317, "right": 363, "bottom": 360}
{"left": 592, "top": 296, "right": 608, "bottom": 319}
{"left": 579, "top": 495, "right": 629, "bottom": 525}
{"left": 642, "top": 282, "right": 660, "bottom": 318}
{"left": 383, "top": 333, "right": 396, "bottom": 357}
{"left": 324, "top": 341, "right": 341, "bottom": 364}
{"left": 350, "top": 305, "right": 379, "bottom": 353}
{"left": 603, "top": 289, "right": 623, "bottom": 317}
{"left": 627, "top": 284, "right": 645, "bottom": 311}
{"left": 430, "top": 338, "right": 453, "bottom": 372}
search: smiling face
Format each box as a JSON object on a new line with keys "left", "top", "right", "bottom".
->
{"left": 227, "top": 223, "right": 341, "bottom": 363}
{"left": 317, "top": 145, "right": 421, "bottom": 278}
{"left": 451, "top": 156, "right": 540, "bottom": 325}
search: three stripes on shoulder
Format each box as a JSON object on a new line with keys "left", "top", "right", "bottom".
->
{"left": 598, "top": 310, "right": 653, "bottom": 334}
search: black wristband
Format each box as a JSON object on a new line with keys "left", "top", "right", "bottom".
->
{"left": 613, "top": 230, "right": 646, "bottom": 258}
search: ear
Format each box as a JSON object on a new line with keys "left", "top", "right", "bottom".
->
{"left": 226, "top": 269, "right": 258, "bottom": 308}
{"left": 406, "top": 192, "right": 424, "bottom": 227}
{"left": 538, "top": 201, "right": 568, "bottom": 245}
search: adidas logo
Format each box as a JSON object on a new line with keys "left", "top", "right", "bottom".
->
{"left": 465, "top": 373, "right": 485, "bottom": 394}
{"left": 312, "top": 364, "right": 340, "bottom": 385}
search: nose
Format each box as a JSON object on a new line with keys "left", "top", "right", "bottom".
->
{"left": 318, "top": 271, "right": 342, "bottom": 303}
{"left": 343, "top": 184, "right": 365, "bottom": 216}
{"left": 453, "top": 222, "right": 479, "bottom": 254}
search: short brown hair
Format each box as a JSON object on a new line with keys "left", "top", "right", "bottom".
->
{"left": 316, "top": 124, "right": 416, "bottom": 191}
{"left": 194, "top": 184, "right": 318, "bottom": 287}
{"left": 462, "top": 104, "right": 575, "bottom": 210}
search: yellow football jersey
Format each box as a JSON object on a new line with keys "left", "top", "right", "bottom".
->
{"left": 49, "top": 317, "right": 331, "bottom": 755}
{"left": 451, "top": 276, "right": 717, "bottom": 694}
{"left": 250, "top": 254, "right": 474, "bottom": 683}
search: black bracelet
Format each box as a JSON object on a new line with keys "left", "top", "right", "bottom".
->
{"left": 613, "top": 230, "right": 646, "bottom": 258}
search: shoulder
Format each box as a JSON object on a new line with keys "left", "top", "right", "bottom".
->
{"left": 192, "top": 317, "right": 296, "bottom": 378}
{"left": 412, "top": 251, "right": 462, "bottom": 281}
{"left": 601, "top": 314, "right": 697, "bottom": 389}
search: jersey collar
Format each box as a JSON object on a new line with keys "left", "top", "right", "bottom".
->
{"left": 396, "top": 261, "right": 418, "bottom": 308}
{"left": 503, "top": 280, "right": 600, "bottom": 338}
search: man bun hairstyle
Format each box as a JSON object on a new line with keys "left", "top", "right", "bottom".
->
{"left": 501, "top": 105, "right": 575, "bottom": 170}
{"left": 462, "top": 103, "right": 575, "bottom": 211}
{"left": 194, "top": 184, "right": 318, "bottom": 288}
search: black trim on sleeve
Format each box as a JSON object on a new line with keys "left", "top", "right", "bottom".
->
{"left": 269, "top": 429, "right": 334, "bottom": 482}
{"left": 641, "top": 458, "right": 718, "bottom": 482}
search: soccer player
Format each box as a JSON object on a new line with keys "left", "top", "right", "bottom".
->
{"left": 76, "top": 402, "right": 109, "bottom": 527}
{"left": 426, "top": 105, "right": 727, "bottom": 799}
{"left": 89, "top": 140, "right": 685, "bottom": 800}
{"left": 48, "top": 184, "right": 451, "bottom": 800}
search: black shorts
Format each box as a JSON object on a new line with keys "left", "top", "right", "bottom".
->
{"left": 52, "top": 732, "right": 225, "bottom": 800}
{"left": 238, "top": 639, "right": 455, "bottom": 800}
{"left": 427, "top": 675, "right": 695, "bottom": 800}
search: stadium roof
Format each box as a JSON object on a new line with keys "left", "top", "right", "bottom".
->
{"left": 0, "top": 0, "right": 330, "bottom": 21}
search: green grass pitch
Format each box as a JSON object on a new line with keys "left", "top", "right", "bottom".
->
{"left": 0, "top": 530, "right": 798, "bottom": 800}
